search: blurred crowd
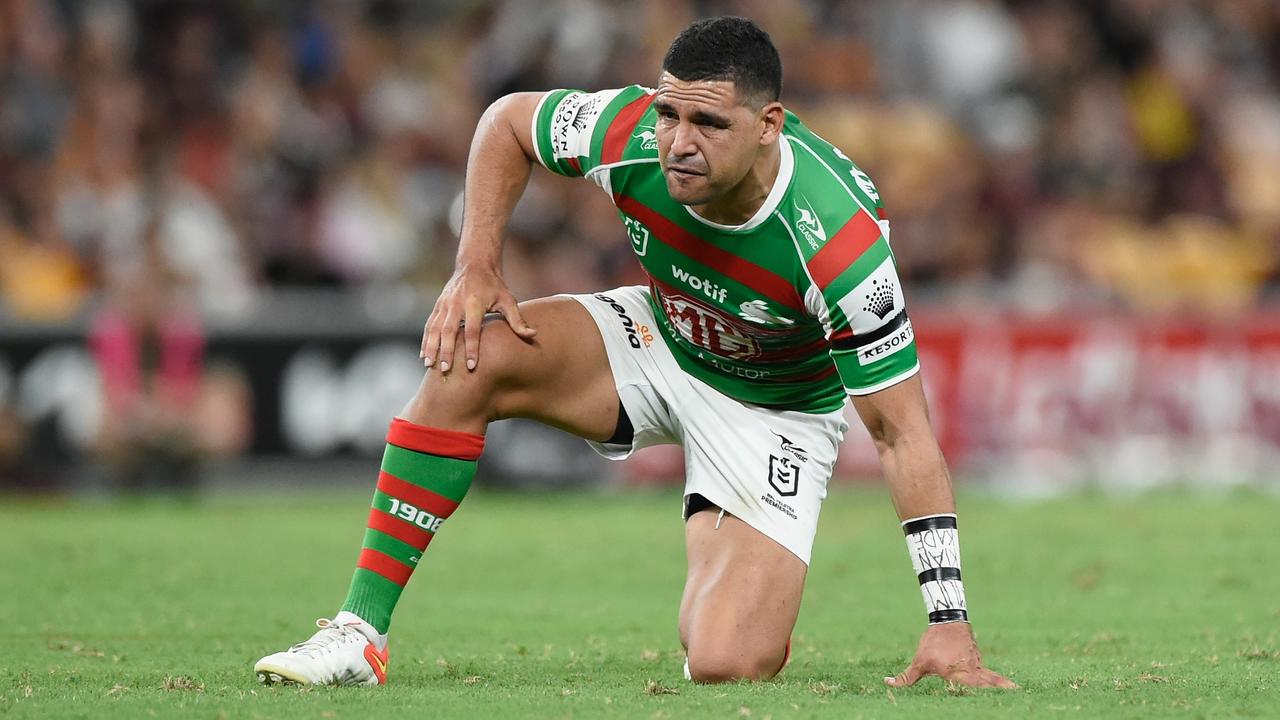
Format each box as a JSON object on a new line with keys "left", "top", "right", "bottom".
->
{"left": 2, "top": 0, "right": 1280, "bottom": 325}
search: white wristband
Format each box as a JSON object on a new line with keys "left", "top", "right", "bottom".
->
{"left": 902, "top": 513, "right": 968, "bottom": 624}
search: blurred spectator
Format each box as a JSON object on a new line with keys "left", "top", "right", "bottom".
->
{"left": 87, "top": 225, "right": 207, "bottom": 495}
{"left": 0, "top": 0, "right": 1277, "bottom": 321}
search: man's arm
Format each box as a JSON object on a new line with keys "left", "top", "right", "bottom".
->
{"left": 421, "top": 92, "right": 543, "bottom": 373}
{"left": 851, "top": 375, "right": 1016, "bottom": 689}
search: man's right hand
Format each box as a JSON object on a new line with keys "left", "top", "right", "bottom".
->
{"left": 421, "top": 264, "right": 537, "bottom": 373}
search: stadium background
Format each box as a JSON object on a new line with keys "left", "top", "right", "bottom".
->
{"left": 3, "top": 1, "right": 1280, "bottom": 717}
{"left": 4, "top": 0, "right": 1278, "bottom": 495}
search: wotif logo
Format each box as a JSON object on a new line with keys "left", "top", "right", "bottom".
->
{"left": 671, "top": 265, "right": 728, "bottom": 303}
{"left": 793, "top": 196, "right": 825, "bottom": 249}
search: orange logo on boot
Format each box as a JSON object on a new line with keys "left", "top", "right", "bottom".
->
{"left": 363, "top": 643, "right": 389, "bottom": 684}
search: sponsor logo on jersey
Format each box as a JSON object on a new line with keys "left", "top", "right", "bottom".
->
{"left": 863, "top": 278, "right": 895, "bottom": 319}
{"left": 767, "top": 455, "right": 801, "bottom": 497}
{"left": 658, "top": 286, "right": 762, "bottom": 360}
{"left": 771, "top": 431, "right": 809, "bottom": 463}
{"left": 738, "top": 299, "right": 795, "bottom": 326}
{"left": 700, "top": 353, "right": 771, "bottom": 379}
{"left": 633, "top": 124, "right": 658, "bottom": 151}
{"left": 793, "top": 196, "right": 826, "bottom": 250}
{"left": 594, "top": 293, "right": 644, "bottom": 349}
{"left": 857, "top": 319, "right": 914, "bottom": 366}
{"left": 829, "top": 145, "right": 883, "bottom": 203}
{"left": 835, "top": 256, "right": 907, "bottom": 338}
{"left": 851, "top": 168, "right": 881, "bottom": 202}
{"left": 551, "top": 92, "right": 603, "bottom": 160}
{"left": 623, "top": 216, "right": 650, "bottom": 256}
{"left": 671, "top": 265, "right": 729, "bottom": 303}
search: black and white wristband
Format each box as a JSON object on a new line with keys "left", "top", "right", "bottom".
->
{"left": 902, "top": 513, "right": 968, "bottom": 624}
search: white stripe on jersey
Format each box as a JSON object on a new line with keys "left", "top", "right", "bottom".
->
{"left": 530, "top": 91, "right": 553, "bottom": 170}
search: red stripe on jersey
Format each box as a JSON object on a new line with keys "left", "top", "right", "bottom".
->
{"left": 830, "top": 326, "right": 854, "bottom": 343}
{"left": 876, "top": 206, "right": 887, "bottom": 220}
{"left": 617, "top": 196, "right": 804, "bottom": 312}
{"left": 565, "top": 157, "right": 582, "bottom": 175}
{"left": 807, "top": 211, "right": 881, "bottom": 290}
{"left": 376, "top": 471, "right": 461, "bottom": 518}
{"left": 357, "top": 548, "right": 414, "bottom": 587}
{"left": 601, "top": 94, "right": 655, "bottom": 165}
{"left": 786, "top": 363, "right": 839, "bottom": 384}
{"left": 368, "top": 508, "right": 434, "bottom": 548}
{"left": 387, "top": 418, "right": 484, "bottom": 460}
{"left": 760, "top": 335, "right": 831, "bottom": 363}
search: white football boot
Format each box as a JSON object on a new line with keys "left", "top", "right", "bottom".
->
{"left": 254, "top": 616, "right": 389, "bottom": 686}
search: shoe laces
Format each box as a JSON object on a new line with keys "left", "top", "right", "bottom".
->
{"left": 288, "top": 618, "right": 367, "bottom": 657}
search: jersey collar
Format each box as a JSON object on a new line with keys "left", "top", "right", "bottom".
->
{"left": 683, "top": 134, "right": 794, "bottom": 233}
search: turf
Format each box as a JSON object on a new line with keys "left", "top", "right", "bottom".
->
{"left": 1, "top": 486, "right": 1276, "bottom": 719}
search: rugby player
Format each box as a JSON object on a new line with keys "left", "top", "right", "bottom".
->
{"left": 254, "top": 16, "right": 1014, "bottom": 690}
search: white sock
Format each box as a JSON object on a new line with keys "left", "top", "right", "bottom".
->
{"left": 333, "top": 611, "right": 389, "bottom": 651}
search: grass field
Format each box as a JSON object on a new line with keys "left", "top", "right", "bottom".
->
{"left": 1, "top": 485, "right": 1277, "bottom": 719}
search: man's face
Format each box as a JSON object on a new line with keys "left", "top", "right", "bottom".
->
{"left": 653, "top": 72, "right": 768, "bottom": 206}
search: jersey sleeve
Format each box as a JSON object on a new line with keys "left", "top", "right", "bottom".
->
{"left": 824, "top": 236, "right": 920, "bottom": 395}
{"left": 530, "top": 86, "right": 654, "bottom": 179}
{"left": 806, "top": 211, "right": 920, "bottom": 395}
{"left": 784, "top": 121, "right": 919, "bottom": 396}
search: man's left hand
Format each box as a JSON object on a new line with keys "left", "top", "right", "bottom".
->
{"left": 885, "top": 622, "right": 1017, "bottom": 689}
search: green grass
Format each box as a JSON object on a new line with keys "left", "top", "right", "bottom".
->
{"left": 1, "top": 486, "right": 1277, "bottom": 718}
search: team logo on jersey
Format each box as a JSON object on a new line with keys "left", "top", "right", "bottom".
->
{"left": 863, "top": 278, "right": 895, "bottom": 319}
{"left": 738, "top": 299, "right": 795, "bottom": 326}
{"left": 633, "top": 125, "right": 658, "bottom": 151}
{"left": 768, "top": 455, "right": 801, "bottom": 497}
{"left": 793, "top": 196, "right": 826, "bottom": 250}
{"left": 622, "top": 216, "right": 650, "bottom": 256}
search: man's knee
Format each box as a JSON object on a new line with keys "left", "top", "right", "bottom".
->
{"left": 685, "top": 641, "right": 784, "bottom": 684}
{"left": 410, "top": 321, "right": 530, "bottom": 422}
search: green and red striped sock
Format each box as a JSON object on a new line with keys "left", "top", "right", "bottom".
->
{"left": 340, "top": 417, "right": 483, "bottom": 634}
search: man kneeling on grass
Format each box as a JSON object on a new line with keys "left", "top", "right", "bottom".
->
{"left": 254, "top": 16, "right": 1015, "bottom": 691}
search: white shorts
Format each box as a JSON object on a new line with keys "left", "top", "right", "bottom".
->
{"left": 567, "top": 286, "right": 849, "bottom": 565}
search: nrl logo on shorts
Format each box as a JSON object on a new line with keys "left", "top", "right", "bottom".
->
{"left": 767, "top": 454, "right": 801, "bottom": 497}
{"left": 633, "top": 125, "right": 658, "bottom": 151}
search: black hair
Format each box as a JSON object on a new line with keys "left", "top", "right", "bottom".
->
{"left": 661, "top": 16, "right": 782, "bottom": 106}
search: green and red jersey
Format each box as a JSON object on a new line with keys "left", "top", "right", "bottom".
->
{"left": 532, "top": 86, "right": 918, "bottom": 413}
